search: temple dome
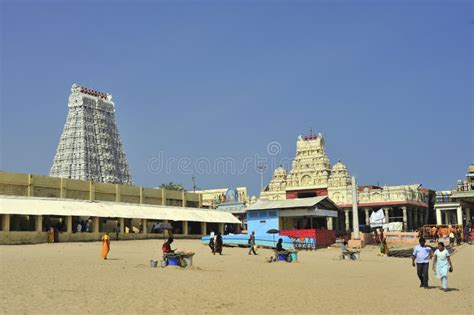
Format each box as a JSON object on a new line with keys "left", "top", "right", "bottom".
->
{"left": 273, "top": 166, "right": 287, "bottom": 177}
{"left": 332, "top": 161, "right": 348, "bottom": 173}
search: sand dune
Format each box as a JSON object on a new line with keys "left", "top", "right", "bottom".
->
{"left": 1, "top": 240, "right": 472, "bottom": 314}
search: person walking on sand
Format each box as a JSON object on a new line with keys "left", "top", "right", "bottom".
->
{"left": 412, "top": 238, "right": 432, "bottom": 288}
{"left": 101, "top": 232, "right": 111, "bottom": 260}
{"left": 209, "top": 231, "right": 215, "bottom": 253}
{"left": 433, "top": 242, "right": 453, "bottom": 292}
{"left": 448, "top": 231, "right": 455, "bottom": 247}
{"left": 248, "top": 231, "right": 257, "bottom": 255}
{"left": 115, "top": 223, "right": 121, "bottom": 241}
{"left": 214, "top": 232, "right": 223, "bottom": 255}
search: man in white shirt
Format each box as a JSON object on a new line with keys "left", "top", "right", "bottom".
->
{"left": 412, "top": 238, "right": 432, "bottom": 288}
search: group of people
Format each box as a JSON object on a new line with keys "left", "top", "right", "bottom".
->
{"left": 412, "top": 237, "right": 454, "bottom": 291}
{"left": 208, "top": 231, "right": 223, "bottom": 255}
{"left": 429, "top": 225, "right": 471, "bottom": 246}
{"left": 75, "top": 220, "right": 91, "bottom": 233}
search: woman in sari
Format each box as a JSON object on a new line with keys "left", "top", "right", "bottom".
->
{"left": 433, "top": 242, "right": 453, "bottom": 292}
{"left": 48, "top": 227, "right": 55, "bottom": 243}
{"left": 101, "top": 232, "right": 111, "bottom": 260}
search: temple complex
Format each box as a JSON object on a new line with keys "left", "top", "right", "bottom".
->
{"left": 261, "top": 133, "right": 432, "bottom": 232}
{"left": 434, "top": 165, "right": 473, "bottom": 226}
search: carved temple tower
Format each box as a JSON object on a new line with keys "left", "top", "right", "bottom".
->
{"left": 261, "top": 133, "right": 431, "bottom": 232}
{"left": 286, "top": 134, "right": 331, "bottom": 191}
{"left": 49, "top": 84, "right": 133, "bottom": 185}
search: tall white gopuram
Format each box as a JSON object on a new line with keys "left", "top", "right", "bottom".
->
{"left": 50, "top": 84, "right": 133, "bottom": 185}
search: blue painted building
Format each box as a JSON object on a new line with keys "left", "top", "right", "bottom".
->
{"left": 246, "top": 196, "right": 339, "bottom": 236}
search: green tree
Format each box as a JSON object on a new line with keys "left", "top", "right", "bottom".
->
{"left": 159, "top": 182, "right": 184, "bottom": 191}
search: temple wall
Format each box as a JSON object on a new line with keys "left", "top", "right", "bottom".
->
{"left": 0, "top": 171, "right": 200, "bottom": 208}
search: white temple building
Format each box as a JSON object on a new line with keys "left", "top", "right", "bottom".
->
{"left": 50, "top": 84, "right": 133, "bottom": 185}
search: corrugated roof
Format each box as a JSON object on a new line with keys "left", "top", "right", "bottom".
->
{"left": 246, "top": 196, "right": 331, "bottom": 211}
{"left": 0, "top": 196, "right": 241, "bottom": 224}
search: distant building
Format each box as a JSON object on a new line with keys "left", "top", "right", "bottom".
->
{"left": 261, "top": 133, "right": 432, "bottom": 232}
{"left": 50, "top": 84, "right": 133, "bottom": 185}
{"left": 195, "top": 187, "right": 249, "bottom": 209}
{"left": 434, "top": 165, "right": 473, "bottom": 226}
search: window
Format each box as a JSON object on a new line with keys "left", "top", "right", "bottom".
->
{"left": 268, "top": 210, "right": 277, "bottom": 217}
{"left": 248, "top": 211, "right": 258, "bottom": 219}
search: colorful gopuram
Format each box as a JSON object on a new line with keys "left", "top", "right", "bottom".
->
{"left": 261, "top": 133, "right": 432, "bottom": 232}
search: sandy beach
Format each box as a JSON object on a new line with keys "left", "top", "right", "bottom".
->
{"left": 1, "top": 240, "right": 472, "bottom": 314}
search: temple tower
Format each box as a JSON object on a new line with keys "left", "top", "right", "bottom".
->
{"left": 286, "top": 133, "right": 331, "bottom": 188}
{"left": 49, "top": 84, "right": 133, "bottom": 184}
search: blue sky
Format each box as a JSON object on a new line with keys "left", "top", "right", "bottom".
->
{"left": 1, "top": 0, "right": 472, "bottom": 196}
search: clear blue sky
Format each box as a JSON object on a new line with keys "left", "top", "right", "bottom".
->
{"left": 1, "top": 0, "right": 472, "bottom": 196}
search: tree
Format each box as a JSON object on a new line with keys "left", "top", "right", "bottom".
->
{"left": 159, "top": 182, "right": 184, "bottom": 191}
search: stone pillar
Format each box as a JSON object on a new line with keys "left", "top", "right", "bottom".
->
{"left": 182, "top": 191, "right": 186, "bottom": 207}
{"left": 142, "top": 219, "right": 147, "bottom": 235}
{"left": 436, "top": 208, "right": 442, "bottom": 225}
{"left": 139, "top": 187, "right": 144, "bottom": 204}
{"left": 28, "top": 174, "right": 34, "bottom": 197}
{"left": 364, "top": 209, "right": 370, "bottom": 226}
{"left": 201, "top": 222, "right": 207, "bottom": 236}
{"left": 384, "top": 208, "right": 390, "bottom": 223}
{"left": 89, "top": 181, "right": 95, "bottom": 201}
{"left": 444, "top": 211, "right": 449, "bottom": 225}
{"left": 402, "top": 207, "right": 408, "bottom": 231}
{"left": 93, "top": 217, "right": 100, "bottom": 233}
{"left": 327, "top": 217, "right": 334, "bottom": 230}
{"left": 60, "top": 177, "right": 66, "bottom": 198}
{"left": 119, "top": 218, "right": 125, "bottom": 233}
{"left": 182, "top": 221, "right": 189, "bottom": 236}
{"left": 419, "top": 208, "right": 424, "bottom": 226}
{"left": 344, "top": 210, "right": 350, "bottom": 232}
{"left": 413, "top": 208, "right": 419, "bottom": 229}
{"left": 66, "top": 216, "right": 72, "bottom": 233}
{"left": 407, "top": 208, "right": 413, "bottom": 231}
{"left": 218, "top": 223, "right": 225, "bottom": 234}
{"left": 161, "top": 189, "right": 166, "bottom": 206}
{"left": 35, "top": 215, "right": 43, "bottom": 232}
{"left": 2, "top": 214, "right": 10, "bottom": 232}
{"left": 115, "top": 184, "right": 121, "bottom": 202}
{"left": 456, "top": 206, "right": 463, "bottom": 226}
{"left": 466, "top": 208, "right": 471, "bottom": 224}
{"left": 351, "top": 176, "right": 360, "bottom": 239}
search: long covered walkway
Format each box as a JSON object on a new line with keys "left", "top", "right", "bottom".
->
{"left": 0, "top": 196, "right": 240, "bottom": 244}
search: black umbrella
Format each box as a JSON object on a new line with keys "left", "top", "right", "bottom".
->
{"left": 267, "top": 229, "right": 279, "bottom": 247}
{"left": 157, "top": 222, "right": 173, "bottom": 239}
{"left": 157, "top": 222, "right": 173, "bottom": 231}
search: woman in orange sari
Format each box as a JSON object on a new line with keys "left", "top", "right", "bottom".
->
{"left": 101, "top": 232, "right": 110, "bottom": 260}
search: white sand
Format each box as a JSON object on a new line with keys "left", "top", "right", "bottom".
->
{"left": 1, "top": 240, "right": 472, "bottom": 314}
